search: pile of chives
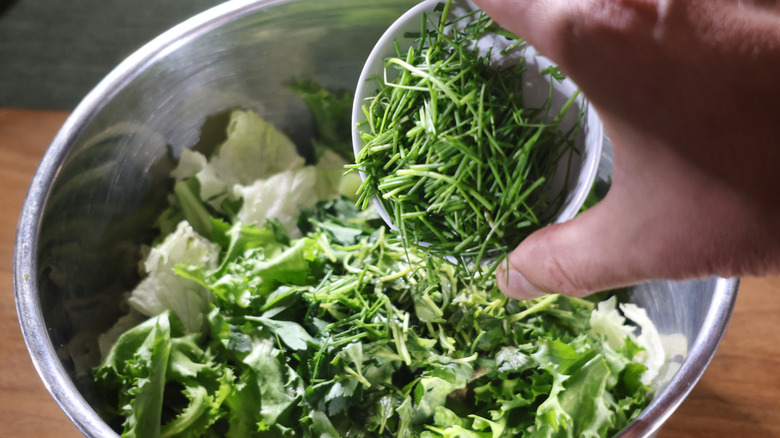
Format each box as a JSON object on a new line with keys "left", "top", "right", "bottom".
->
{"left": 352, "top": 0, "right": 580, "bottom": 269}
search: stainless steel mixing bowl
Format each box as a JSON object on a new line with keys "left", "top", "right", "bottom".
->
{"left": 14, "top": 0, "right": 737, "bottom": 436}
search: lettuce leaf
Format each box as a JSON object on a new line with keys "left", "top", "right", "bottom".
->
{"left": 95, "top": 313, "right": 175, "bottom": 438}
{"left": 196, "top": 110, "right": 305, "bottom": 209}
{"left": 234, "top": 168, "right": 320, "bottom": 238}
{"left": 127, "top": 221, "right": 219, "bottom": 333}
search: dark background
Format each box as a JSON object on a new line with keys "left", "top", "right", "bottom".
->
{"left": 0, "top": 0, "right": 224, "bottom": 109}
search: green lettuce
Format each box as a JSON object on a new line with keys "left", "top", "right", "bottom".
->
{"left": 97, "top": 198, "right": 659, "bottom": 437}
{"left": 95, "top": 94, "right": 662, "bottom": 437}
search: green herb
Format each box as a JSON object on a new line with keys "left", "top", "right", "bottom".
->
{"left": 350, "top": 0, "right": 580, "bottom": 267}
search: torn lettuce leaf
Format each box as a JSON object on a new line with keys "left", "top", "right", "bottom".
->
{"left": 95, "top": 312, "right": 174, "bottom": 438}
{"left": 195, "top": 110, "right": 305, "bottom": 209}
{"left": 126, "top": 221, "right": 219, "bottom": 333}
{"left": 234, "top": 152, "right": 362, "bottom": 237}
{"left": 234, "top": 168, "right": 320, "bottom": 239}
{"left": 620, "top": 302, "right": 666, "bottom": 386}
{"left": 171, "top": 148, "right": 207, "bottom": 183}
{"left": 590, "top": 296, "right": 667, "bottom": 386}
{"left": 163, "top": 108, "right": 358, "bottom": 240}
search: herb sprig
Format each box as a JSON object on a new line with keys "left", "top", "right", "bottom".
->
{"left": 351, "top": 0, "right": 581, "bottom": 268}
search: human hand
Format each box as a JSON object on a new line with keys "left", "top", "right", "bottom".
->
{"left": 472, "top": 0, "right": 780, "bottom": 298}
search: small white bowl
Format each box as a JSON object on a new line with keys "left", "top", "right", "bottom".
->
{"left": 351, "top": 0, "right": 603, "bottom": 235}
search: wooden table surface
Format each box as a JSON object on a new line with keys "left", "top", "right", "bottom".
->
{"left": 1, "top": 108, "right": 779, "bottom": 437}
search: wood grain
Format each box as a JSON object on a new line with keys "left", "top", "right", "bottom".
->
{"left": 0, "top": 109, "right": 81, "bottom": 438}
{"left": 0, "top": 108, "right": 778, "bottom": 437}
{"left": 661, "top": 275, "right": 780, "bottom": 437}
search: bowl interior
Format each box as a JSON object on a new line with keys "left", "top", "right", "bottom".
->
{"left": 15, "top": 0, "right": 736, "bottom": 436}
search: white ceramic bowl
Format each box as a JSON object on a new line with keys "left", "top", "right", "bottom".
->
{"left": 351, "top": 0, "right": 603, "bottom": 231}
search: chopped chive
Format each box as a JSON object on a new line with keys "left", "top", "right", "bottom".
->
{"left": 354, "top": 0, "right": 582, "bottom": 271}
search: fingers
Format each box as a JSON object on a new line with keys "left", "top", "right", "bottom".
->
{"left": 494, "top": 125, "right": 705, "bottom": 299}
{"left": 495, "top": 143, "right": 780, "bottom": 299}
{"left": 472, "top": 0, "right": 657, "bottom": 57}
{"left": 496, "top": 195, "right": 647, "bottom": 299}
{"left": 480, "top": 0, "right": 780, "bottom": 299}
{"left": 470, "top": 0, "right": 567, "bottom": 56}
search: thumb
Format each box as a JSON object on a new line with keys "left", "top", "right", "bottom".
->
{"left": 495, "top": 193, "right": 647, "bottom": 299}
{"left": 494, "top": 156, "right": 779, "bottom": 299}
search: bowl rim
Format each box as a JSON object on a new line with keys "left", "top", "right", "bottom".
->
{"left": 12, "top": 0, "right": 739, "bottom": 436}
{"left": 615, "top": 277, "right": 739, "bottom": 438}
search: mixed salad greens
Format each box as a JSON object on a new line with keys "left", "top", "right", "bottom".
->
{"left": 93, "top": 84, "right": 665, "bottom": 437}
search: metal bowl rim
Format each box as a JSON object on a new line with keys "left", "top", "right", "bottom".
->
{"left": 614, "top": 276, "right": 738, "bottom": 437}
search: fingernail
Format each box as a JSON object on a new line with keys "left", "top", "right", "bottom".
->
{"left": 496, "top": 259, "right": 546, "bottom": 300}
